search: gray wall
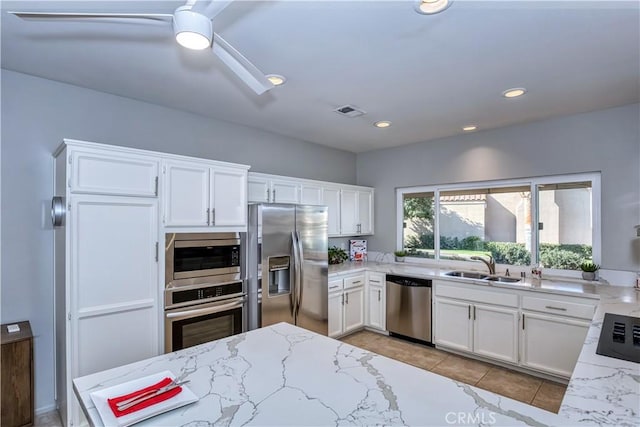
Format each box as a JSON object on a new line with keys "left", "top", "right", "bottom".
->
{"left": 357, "top": 103, "right": 640, "bottom": 272}
{"left": 0, "top": 69, "right": 356, "bottom": 412}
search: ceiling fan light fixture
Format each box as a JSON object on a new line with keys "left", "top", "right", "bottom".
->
{"left": 173, "top": 6, "right": 212, "bottom": 50}
{"left": 415, "top": 0, "right": 452, "bottom": 15}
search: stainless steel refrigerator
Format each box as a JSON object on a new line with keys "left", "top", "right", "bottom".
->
{"left": 246, "top": 204, "right": 328, "bottom": 335}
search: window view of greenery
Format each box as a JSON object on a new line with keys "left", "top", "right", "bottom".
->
{"left": 403, "top": 192, "right": 435, "bottom": 258}
{"left": 401, "top": 180, "right": 594, "bottom": 271}
{"left": 437, "top": 187, "right": 532, "bottom": 265}
{"left": 537, "top": 182, "right": 593, "bottom": 270}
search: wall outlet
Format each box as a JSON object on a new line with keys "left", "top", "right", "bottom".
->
{"left": 6, "top": 324, "right": 20, "bottom": 333}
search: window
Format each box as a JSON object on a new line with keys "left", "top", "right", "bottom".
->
{"left": 397, "top": 174, "right": 600, "bottom": 272}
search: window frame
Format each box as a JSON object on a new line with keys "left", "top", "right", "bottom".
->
{"left": 396, "top": 172, "right": 601, "bottom": 276}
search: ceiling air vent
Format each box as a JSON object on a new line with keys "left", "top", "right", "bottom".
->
{"left": 334, "top": 105, "right": 366, "bottom": 118}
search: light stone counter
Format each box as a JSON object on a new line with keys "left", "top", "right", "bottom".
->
{"left": 329, "top": 261, "right": 640, "bottom": 426}
{"left": 74, "top": 322, "right": 565, "bottom": 427}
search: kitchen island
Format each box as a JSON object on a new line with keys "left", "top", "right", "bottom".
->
{"left": 74, "top": 322, "right": 564, "bottom": 426}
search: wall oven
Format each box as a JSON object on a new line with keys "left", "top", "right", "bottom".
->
{"left": 164, "top": 232, "right": 246, "bottom": 353}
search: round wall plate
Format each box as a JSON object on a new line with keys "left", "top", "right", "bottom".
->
{"left": 51, "top": 196, "right": 65, "bottom": 227}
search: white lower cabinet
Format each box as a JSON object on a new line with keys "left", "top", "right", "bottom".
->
{"left": 520, "top": 312, "right": 590, "bottom": 377}
{"left": 327, "top": 274, "right": 365, "bottom": 338}
{"left": 365, "top": 272, "right": 386, "bottom": 331}
{"left": 433, "top": 279, "right": 596, "bottom": 379}
{"left": 473, "top": 304, "right": 519, "bottom": 363}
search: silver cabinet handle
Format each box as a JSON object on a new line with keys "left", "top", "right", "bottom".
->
{"left": 211, "top": 208, "right": 215, "bottom": 225}
{"left": 341, "top": 293, "right": 344, "bottom": 305}
{"left": 370, "top": 280, "right": 380, "bottom": 284}
{"left": 206, "top": 208, "right": 210, "bottom": 225}
{"left": 522, "top": 313, "right": 525, "bottom": 330}
{"left": 378, "top": 289, "right": 381, "bottom": 301}
{"left": 352, "top": 280, "right": 361, "bottom": 285}
{"left": 273, "top": 188, "right": 276, "bottom": 202}
{"left": 468, "top": 305, "right": 471, "bottom": 319}
{"left": 473, "top": 305, "right": 476, "bottom": 320}
{"left": 266, "top": 188, "right": 270, "bottom": 203}
{"left": 345, "top": 292, "right": 349, "bottom": 304}
{"left": 545, "top": 305, "right": 567, "bottom": 311}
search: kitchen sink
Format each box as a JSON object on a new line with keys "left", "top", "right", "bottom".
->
{"left": 444, "top": 271, "right": 522, "bottom": 284}
{"left": 445, "top": 271, "right": 489, "bottom": 279}
{"left": 486, "top": 276, "right": 522, "bottom": 283}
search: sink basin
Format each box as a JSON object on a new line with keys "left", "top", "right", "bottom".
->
{"left": 445, "top": 271, "right": 489, "bottom": 280}
{"left": 486, "top": 276, "right": 522, "bottom": 283}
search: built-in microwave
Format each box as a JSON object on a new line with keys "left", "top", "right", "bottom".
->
{"left": 165, "top": 232, "right": 242, "bottom": 289}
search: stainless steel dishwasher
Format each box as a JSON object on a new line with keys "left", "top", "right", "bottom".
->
{"left": 386, "top": 275, "right": 432, "bottom": 344}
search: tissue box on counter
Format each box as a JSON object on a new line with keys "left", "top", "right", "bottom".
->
{"left": 349, "top": 240, "right": 367, "bottom": 261}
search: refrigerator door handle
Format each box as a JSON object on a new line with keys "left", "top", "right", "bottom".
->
{"left": 291, "top": 231, "right": 301, "bottom": 320}
{"left": 295, "top": 230, "right": 304, "bottom": 317}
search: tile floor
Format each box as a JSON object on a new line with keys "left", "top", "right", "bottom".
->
{"left": 34, "top": 410, "right": 63, "bottom": 427}
{"left": 341, "top": 330, "right": 567, "bottom": 413}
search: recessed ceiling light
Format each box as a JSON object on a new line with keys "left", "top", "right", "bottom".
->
{"left": 502, "top": 87, "right": 527, "bottom": 98}
{"left": 462, "top": 125, "right": 478, "bottom": 132}
{"left": 374, "top": 121, "right": 392, "bottom": 128}
{"left": 415, "top": 0, "right": 452, "bottom": 15}
{"left": 266, "top": 74, "right": 287, "bottom": 86}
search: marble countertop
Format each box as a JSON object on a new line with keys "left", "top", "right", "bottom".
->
{"left": 330, "top": 261, "right": 640, "bottom": 426}
{"left": 75, "top": 322, "right": 567, "bottom": 427}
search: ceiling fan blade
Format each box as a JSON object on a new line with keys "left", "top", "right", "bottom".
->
{"left": 212, "top": 33, "right": 274, "bottom": 95}
{"left": 188, "top": 1, "right": 233, "bottom": 19}
{"left": 8, "top": 11, "right": 173, "bottom": 23}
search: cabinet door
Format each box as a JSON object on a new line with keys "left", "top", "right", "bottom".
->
{"left": 343, "top": 287, "right": 364, "bottom": 333}
{"left": 300, "top": 184, "right": 323, "bottom": 205}
{"left": 521, "top": 312, "right": 589, "bottom": 378}
{"left": 328, "top": 292, "right": 344, "bottom": 338}
{"left": 367, "top": 285, "right": 385, "bottom": 331}
{"left": 71, "top": 150, "right": 158, "bottom": 197}
{"left": 357, "top": 190, "right": 374, "bottom": 234}
{"left": 434, "top": 298, "right": 473, "bottom": 352}
{"left": 323, "top": 187, "right": 341, "bottom": 236}
{"left": 211, "top": 167, "right": 247, "bottom": 227}
{"left": 340, "top": 189, "right": 358, "bottom": 235}
{"left": 163, "top": 161, "right": 210, "bottom": 226}
{"left": 248, "top": 176, "right": 270, "bottom": 203}
{"left": 70, "top": 196, "right": 158, "bottom": 378}
{"left": 271, "top": 179, "right": 300, "bottom": 204}
{"left": 473, "top": 304, "right": 519, "bottom": 363}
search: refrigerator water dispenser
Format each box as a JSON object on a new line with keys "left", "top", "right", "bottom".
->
{"left": 268, "top": 256, "right": 291, "bottom": 296}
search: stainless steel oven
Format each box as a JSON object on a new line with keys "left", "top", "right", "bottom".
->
{"left": 164, "top": 232, "right": 246, "bottom": 353}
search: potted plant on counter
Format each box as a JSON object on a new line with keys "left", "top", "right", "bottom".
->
{"left": 394, "top": 250, "right": 407, "bottom": 262}
{"left": 580, "top": 261, "right": 600, "bottom": 281}
{"left": 328, "top": 246, "right": 349, "bottom": 265}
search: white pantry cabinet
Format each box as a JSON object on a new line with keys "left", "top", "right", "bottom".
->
{"left": 163, "top": 160, "right": 248, "bottom": 228}
{"left": 54, "top": 140, "right": 161, "bottom": 427}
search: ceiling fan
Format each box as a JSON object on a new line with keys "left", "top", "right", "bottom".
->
{"left": 8, "top": 0, "right": 275, "bottom": 95}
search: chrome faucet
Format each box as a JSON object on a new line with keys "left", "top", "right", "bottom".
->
{"left": 470, "top": 255, "right": 496, "bottom": 275}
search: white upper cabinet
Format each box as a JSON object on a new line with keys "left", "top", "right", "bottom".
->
{"left": 210, "top": 167, "right": 247, "bottom": 226}
{"left": 323, "top": 187, "right": 341, "bottom": 236}
{"left": 164, "top": 161, "right": 210, "bottom": 227}
{"left": 248, "top": 172, "right": 374, "bottom": 236}
{"left": 300, "top": 183, "right": 323, "bottom": 206}
{"left": 70, "top": 150, "right": 159, "bottom": 197}
{"left": 164, "top": 159, "right": 248, "bottom": 229}
{"left": 271, "top": 179, "right": 300, "bottom": 204}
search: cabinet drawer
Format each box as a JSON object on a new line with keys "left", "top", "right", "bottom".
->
{"left": 436, "top": 283, "right": 518, "bottom": 308}
{"left": 344, "top": 275, "right": 365, "bottom": 289}
{"left": 367, "top": 272, "right": 385, "bottom": 287}
{"left": 71, "top": 151, "right": 159, "bottom": 197}
{"left": 522, "top": 296, "right": 595, "bottom": 320}
{"left": 328, "top": 279, "right": 343, "bottom": 293}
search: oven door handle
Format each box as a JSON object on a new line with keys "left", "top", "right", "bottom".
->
{"left": 166, "top": 298, "right": 245, "bottom": 319}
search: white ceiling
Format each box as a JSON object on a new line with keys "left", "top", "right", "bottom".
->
{"left": 2, "top": 1, "right": 639, "bottom": 153}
